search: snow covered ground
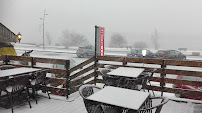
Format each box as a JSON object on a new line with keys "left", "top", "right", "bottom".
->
{"left": 0, "top": 86, "right": 201, "bottom": 113}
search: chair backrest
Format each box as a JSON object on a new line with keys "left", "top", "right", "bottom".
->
{"left": 139, "top": 96, "right": 169, "bottom": 113}
{"left": 79, "top": 84, "right": 102, "bottom": 99}
{"left": 79, "top": 85, "right": 104, "bottom": 113}
{"left": 100, "top": 69, "right": 111, "bottom": 84}
{"left": 10, "top": 75, "right": 29, "bottom": 93}
{"left": 100, "top": 68, "right": 122, "bottom": 87}
{"left": 100, "top": 68, "right": 111, "bottom": 76}
{"left": 125, "top": 74, "right": 149, "bottom": 90}
{"left": 0, "top": 78, "right": 10, "bottom": 92}
{"left": 143, "top": 68, "right": 157, "bottom": 77}
{"left": 35, "top": 70, "right": 47, "bottom": 85}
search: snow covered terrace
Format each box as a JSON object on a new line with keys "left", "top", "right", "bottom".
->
{"left": 0, "top": 86, "right": 202, "bottom": 113}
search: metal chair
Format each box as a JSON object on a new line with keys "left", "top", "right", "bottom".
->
{"left": 79, "top": 84, "right": 123, "bottom": 113}
{"left": 0, "top": 75, "right": 32, "bottom": 113}
{"left": 142, "top": 68, "right": 157, "bottom": 96}
{"left": 29, "top": 70, "right": 50, "bottom": 104}
{"left": 127, "top": 96, "right": 169, "bottom": 113}
{"left": 124, "top": 74, "right": 150, "bottom": 91}
{"left": 79, "top": 84, "right": 104, "bottom": 113}
{"left": 100, "top": 68, "right": 122, "bottom": 87}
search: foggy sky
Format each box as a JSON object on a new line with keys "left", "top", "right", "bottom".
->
{"left": 1, "top": 0, "right": 202, "bottom": 50}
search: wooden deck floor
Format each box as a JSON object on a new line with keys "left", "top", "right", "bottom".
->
{"left": 0, "top": 91, "right": 201, "bottom": 113}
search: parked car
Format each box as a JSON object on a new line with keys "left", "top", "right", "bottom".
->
{"left": 173, "top": 75, "right": 202, "bottom": 100}
{"left": 127, "top": 49, "right": 155, "bottom": 58}
{"left": 76, "top": 45, "right": 95, "bottom": 58}
{"left": 155, "top": 50, "right": 186, "bottom": 60}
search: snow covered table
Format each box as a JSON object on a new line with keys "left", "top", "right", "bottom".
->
{"left": 107, "top": 67, "right": 145, "bottom": 78}
{"left": 0, "top": 67, "right": 42, "bottom": 78}
{"left": 87, "top": 86, "right": 150, "bottom": 110}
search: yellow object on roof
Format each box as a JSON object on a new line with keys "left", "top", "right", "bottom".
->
{"left": 0, "top": 42, "right": 17, "bottom": 56}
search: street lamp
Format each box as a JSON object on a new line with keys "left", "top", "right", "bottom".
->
{"left": 142, "top": 50, "right": 147, "bottom": 67}
{"left": 40, "top": 9, "right": 48, "bottom": 50}
{"left": 17, "top": 32, "right": 22, "bottom": 43}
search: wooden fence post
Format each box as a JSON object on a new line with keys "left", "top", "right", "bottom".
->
{"left": 161, "top": 60, "right": 166, "bottom": 96}
{"left": 31, "top": 57, "right": 34, "bottom": 68}
{"left": 65, "top": 60, "right": 70, "bottom": 99}
{"left": 123, "top": 57, "right": 127, "bottom": 66}
{"left": 4, "top": 55, "right": 8, "bottom": 65}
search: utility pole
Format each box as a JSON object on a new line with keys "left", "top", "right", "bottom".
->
{"left": 40, "top": 9, "right": 48, "bottom": 50}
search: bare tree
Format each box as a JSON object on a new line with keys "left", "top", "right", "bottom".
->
{"left": 46, "top": 32, "right": 52, "bottom": 45}
{"left": 151, "top": 27, "right": 159, "bottom": 50}
{"left": 133, "top": 41, "right": 148, "bottom": 49}
{"left": 109, "top": 33, "right": 127, "bottom": 48}
{"left": 61, "top": 30, "right": 89, "bottom": 48}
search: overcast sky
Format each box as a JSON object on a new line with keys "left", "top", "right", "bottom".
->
{"left": 1, "top": 0, "right": 202, "bottom": 50}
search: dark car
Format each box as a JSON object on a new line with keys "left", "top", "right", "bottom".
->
{"left": 127, "top": 49, "right": 155, "bottom": 58}
{"left": 155, "top": 50, "right": 186, "bottom": 60}
{"left": 173, "top": 75, "right": 202, "bottom": 100}
{"left": 76, "top": 45, "right": 95, "bottom": 58}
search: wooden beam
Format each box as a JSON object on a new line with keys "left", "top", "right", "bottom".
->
{"left": 70, "top": 57, "right": 94, "bottom": 73}
{"left": 126, "top": 57, "right": 163, "bottom": 65}
{"left": 11, "top": 64, "right": 32, "bottom": 68}
{"left": 147, "top": 86, "right": 202, "bottom": 98}
{"left": 85, "top": 79, "right": 103, "bottom": 84}
{"left": 46, "top": 86, "right": 66, "bottom": 96}
{"left": 69, "top": 78, "right": 103, "bottom": 94}
{"left": 70, "top": 72, "right": 95, "bottom": 87}
{"left": 165, "top": 59, "right": 202, "bottom": 67}
{"left": 97, "top": 56, "right": 124, "bottom": 62}
{"left": 70, "top": 64, "right": 95, "bottom": 80}
{"left": 34, "top": 57, "right": 66, "bottom": 65}
{"left": 8, "top": 56, "right": 31, "bottom": 61}
{"left": 46, "top": 77, "right": 66, "bottom": 87}
{"left": 165, "top": 69, "right": 202, "bottom": 77}
{"left": 151, "top": 77, "right": 202, "bottom": 87}
{"left": 11, "top": 64, "right": 66, "bottom": 75}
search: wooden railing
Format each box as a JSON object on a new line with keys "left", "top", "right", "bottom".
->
{"left": 1, "top": 55, "right": 69, "bottom": 96}
{"left": 96, "top": 56, "right": 202, "bottom": 99}
{"left": 0, "top": 55, "right": 95, "bottom": 98}
{"left": 1, "top": 55, "right": 202, "bottom": 100}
